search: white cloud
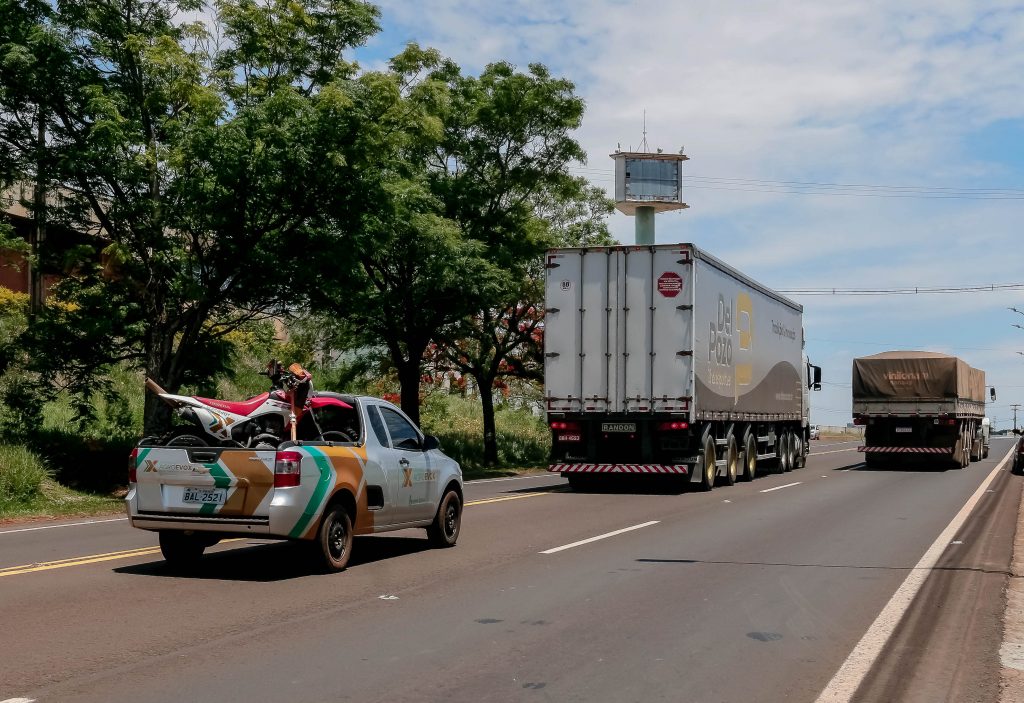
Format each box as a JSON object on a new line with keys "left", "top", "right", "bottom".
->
{"left": 364, "top": 0, "right": 1024, "bottom": 421}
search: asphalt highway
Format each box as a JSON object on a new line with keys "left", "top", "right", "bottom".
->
{"left": 1, "top": 438, "right": 1019, "bottom": 703}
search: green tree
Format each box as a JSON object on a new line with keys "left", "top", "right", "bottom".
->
{"left": 438, "top": 180, "right": 613, "bottom": 465}
{"left": 0, "top": 0, "right": 385, "bottom": 431}
{"left": 425, "top": 61, "right": 601, "bottom": 464}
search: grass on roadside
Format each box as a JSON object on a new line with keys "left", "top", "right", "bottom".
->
{"left": 0, "top": 444, "right": 122, "bottom": 521}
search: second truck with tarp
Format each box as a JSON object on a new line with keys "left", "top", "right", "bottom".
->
{"left": 852, "top": 351, "right": 991, "bottom": 468}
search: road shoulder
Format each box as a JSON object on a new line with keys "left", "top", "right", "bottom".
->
{"left": 1001, "top": 470, "right": 1024, "bottom": 702}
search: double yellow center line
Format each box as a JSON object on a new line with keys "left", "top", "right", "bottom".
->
{"left": 0, "top": 491, "right": 553, "bottom": 579}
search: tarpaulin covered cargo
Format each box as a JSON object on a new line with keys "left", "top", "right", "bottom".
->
{"left": 852, "top": 351, "right": 985, "bottom": 403}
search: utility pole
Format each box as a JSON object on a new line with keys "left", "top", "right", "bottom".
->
{"left": 1012, "top": 404, "right": 1021, "bottom": 432}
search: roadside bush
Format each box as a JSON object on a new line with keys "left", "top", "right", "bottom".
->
{"left": 421, "top": 394, "right": 549, "bottom": 472}
{"left": 0, "top": 444, "right": 49, "bottom": 508}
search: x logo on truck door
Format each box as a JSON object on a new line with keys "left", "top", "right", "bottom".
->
{"left": 402, "top": 468, "right": 413, "bottom": 488}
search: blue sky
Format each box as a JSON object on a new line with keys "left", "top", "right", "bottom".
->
{"left": 354, "top": 1, "right": 1024, "bottom": 428}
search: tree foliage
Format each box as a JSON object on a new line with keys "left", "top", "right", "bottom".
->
{"left": 0, "top": 0, "right": 387, "bottom": 431}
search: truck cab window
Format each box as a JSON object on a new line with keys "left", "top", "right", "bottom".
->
{"left": 380, "top": 408, "right": 422, "bottom": 451}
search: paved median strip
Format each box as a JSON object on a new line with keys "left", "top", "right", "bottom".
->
{"left": 540, "top": 521, "right": 660, "bottom": 555}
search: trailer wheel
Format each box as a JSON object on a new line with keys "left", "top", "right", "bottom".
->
{"left": 740, "top": 433, "right": 757, "bottom": 482}
{"left": 780, "top": 433, "right": 794, "bottom": 473}
{"left": 952, "top": 435, "right": 966, "bottom": 470}
{"left": 721, "top": 436, "right": 738, "bottom": 486}
{"left": 698, "top": 435, "right": 716, "bottom": 491}
{"left": 794, "top": 433, "right": 806, "bottom": 469}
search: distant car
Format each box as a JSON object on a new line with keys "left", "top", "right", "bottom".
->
{"left": 809, "top": 425, "right": 820, "bottom": 440}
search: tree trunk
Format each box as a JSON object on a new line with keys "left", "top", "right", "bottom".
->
{"left": 396, "top": 359, "right": 422, "bottom": 426}
{"left": 479, "top": 374, "right": 498, "bottom": 465}
{"left": 142, "top": 326, "right": 173, "bottom": 435}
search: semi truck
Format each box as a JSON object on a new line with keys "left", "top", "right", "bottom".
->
{"left": 544, "top": 243, "right": 821, "bottom": 491}
{"left": 852, "top": 351, "right": 990, "bottom": 469}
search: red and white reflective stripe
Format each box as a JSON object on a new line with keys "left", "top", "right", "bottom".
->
{"left": 856, "top": 446, "right": 954, "bottom": 454}
{"left": 549, "top": 463, "right": 689, "bottom": 475}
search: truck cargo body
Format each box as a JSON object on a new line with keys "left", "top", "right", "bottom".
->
{"left": 544, "top": 244, "right": 819, "bottom": 489}
{"left": 852, "top": 351, "right": 987, "bottom": 468}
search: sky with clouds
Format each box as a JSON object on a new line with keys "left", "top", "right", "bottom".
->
{"left": 354, "top": 1, "right": 1024, "bottom": 428}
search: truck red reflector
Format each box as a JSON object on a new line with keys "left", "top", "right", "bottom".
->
{"left": 657, "top": 421, "right": 689, "bottom": 431}
{"left": 128, "top": 448, "right": 138, "bottom": 484}
{"left": 274, "top": 451, "right": 302, "bottom": 487}
{"left": 550, "top": 421, "right": 581, "bottom": 431}
{"left": 853, "top": 417, "right": 866, "bottom": 426}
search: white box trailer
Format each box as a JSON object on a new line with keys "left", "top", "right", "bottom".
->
{"left": 544, "top": 244, "right": 820, "bottom": 490}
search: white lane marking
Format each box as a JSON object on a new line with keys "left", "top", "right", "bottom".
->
{"left": 0, "top": 517, "right": 127, "bottom": 535}
{"left": 811, "top": 448, "right": 859, "bottom": 456}
{"left": 813, "top": 446, "right": 1011, "bottom": 703}
{"left": 1, "top": 698, "right": 36, "bottom": 702}
{"left": 760, "top": 482, "right": 802, "bottom": 493}
{"left": 540, "top": 521, "right": 660, "bottom": 555}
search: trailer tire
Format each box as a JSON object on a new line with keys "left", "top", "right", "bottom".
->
{"left": 698, "top": 435, "right": 716, "bottom": 492}
{"left": 780, "top": 433, "right": 794, "bottom": 473}
{"left": 566, "top": 474, "right": 591, "bottom": 491}
{"left": 794, "top": 433, "right": 806, "bottom": 469}
{"left": 721, "top": 435, "right": 738, "bottom": 486}
{"left": 740, "top": 433, "right": 757, "bottom": 482}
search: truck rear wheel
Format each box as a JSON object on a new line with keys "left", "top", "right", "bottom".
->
{"left": 159, "top": 531, "right": 206, "bottom": 567}
{"left": 794, "top": 433, "right": 806, "bottom": 469}
{"left": 722, "top": 436, "right": 738, "bottom": 486}
{"left": 315, "top": 504, "right": 354, "bottom": 573}
{"left": 698, "top": 435, "right": 716, "bottom": 491}
{"left": 741, "top": 433, "right": 757, "bottom": 482}
{"left": 780, "top": 433, "right": 794, "bottom": 473}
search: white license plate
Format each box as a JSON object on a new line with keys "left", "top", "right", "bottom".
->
{"left": 602, "top": 423, "right": 636, "bottom": 433}
{"left": 895, "top": 427, "right": 913, "bottom": 434}
{"left": 182, "top": 487, "right": 227, "bottom": 505}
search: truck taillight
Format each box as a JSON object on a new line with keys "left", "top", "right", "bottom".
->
{"left": 274, "top": 451, "right": 302, "bottom": 487}
{"left": 550, "top": 421, "right": 581, "bottom": 431}
{"left": 853, "top": 417, "right": 866, "bottom": 426}
{"left": 128, "top": 448, "right": 138, "bottom": 484}
{"left": 657, "top": 421, "right": 689, "bottom": 431}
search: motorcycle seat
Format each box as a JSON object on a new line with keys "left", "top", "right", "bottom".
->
{"left": 194, "top": 392, "right": 271, "bottom": 417}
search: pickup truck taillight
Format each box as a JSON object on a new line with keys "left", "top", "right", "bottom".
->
{"left": 274, "top": 451, "right": 302, "bottom": 487}
{"left": 128, "top": 448, "right": 138, "bottom": 484}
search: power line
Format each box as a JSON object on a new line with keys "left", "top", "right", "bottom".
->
{"left": 779, "top": 283, "right": 1024, "bottom": 296}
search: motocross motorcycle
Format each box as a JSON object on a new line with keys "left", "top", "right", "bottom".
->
{"left": 146, "top": 361, "right": 354, "bottom": 448}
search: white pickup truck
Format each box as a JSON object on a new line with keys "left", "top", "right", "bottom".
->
{"left": 126, "top": 395, "right": 463, "bottom": 572}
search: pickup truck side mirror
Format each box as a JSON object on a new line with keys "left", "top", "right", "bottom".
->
{"left": 423, "top": 435, "right": 441, "bottom": 451}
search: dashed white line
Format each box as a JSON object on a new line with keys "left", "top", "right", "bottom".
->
{"left": 811, "top": 448, "right": 859, "bottom": 456}
{"left": 467, "top": 474, "right": 555, "bottom": 484}
{"left": 760, "top": 482, "right": 802, "bottom": 493}
{"left": 814, "top": 445, "right": 1011, "bottom": 703}
{"left": 1, "top": 697, "right": 36, "bottom": 702}
{"left": 0, "top": 517, "right": 127, "bottom": 535}
{"left": 540, "top": 521, "right": 660, "bottom": 555}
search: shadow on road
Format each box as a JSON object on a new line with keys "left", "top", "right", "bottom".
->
{"left": 114, "top": 535, "right": 431, "bottom": 582}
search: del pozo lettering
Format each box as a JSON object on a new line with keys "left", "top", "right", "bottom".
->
{"left": 709, "top": 295, "right": 734, "bottom": 366}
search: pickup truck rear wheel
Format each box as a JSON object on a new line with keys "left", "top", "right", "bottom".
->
{"left": 315, "top": 504, "right": 354, "bottom": 573}
{"left": 159, "top": 531, "right": 206, "bottom": 566}
{"left": 427, "top": 490, "right": 462, "bottom": 548}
